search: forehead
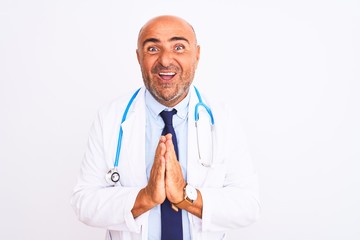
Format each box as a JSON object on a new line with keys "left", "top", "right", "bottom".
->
{"left": 138, "top": 16, "right": 196, "bottom": 46}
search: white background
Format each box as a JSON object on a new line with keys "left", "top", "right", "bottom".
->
{"left": 1, "top": 0, "right": 359, "bottom": 239}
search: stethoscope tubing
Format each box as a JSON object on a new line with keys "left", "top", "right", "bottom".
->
{"left": 194, "top": 86, "right": 215, "bottom": 125}
{"left": 107, "top": 86, "right": 215, "bottom": 185}
{"left": 114, "top": 87, "right": 141, "bottom": 168}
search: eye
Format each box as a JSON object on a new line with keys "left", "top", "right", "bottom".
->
{"left": 174, "top": 45, "right": 185, "bottom": 51}
{"left": 147, "top": 46, "right": 159, "bottom": 52}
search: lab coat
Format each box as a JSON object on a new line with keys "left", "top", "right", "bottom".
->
{"left": 71, "top": 85, "right": 261, "bottom": 240}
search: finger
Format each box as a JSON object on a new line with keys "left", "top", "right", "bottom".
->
{"left": 165, "top": 133, "right": 172, "bottom": 141}
{"left": 159, "top": 135, "right": 166, "bottom": 143}
{"left": 155, "top": 138, "right": 166, "bottom": 161}
{"left": 147, "top": 141, "right": 166, "bottom": 204}
{"left": 151, "top": 141, "right": 166, "bottom": 181}
{"left": 164, "top": 156, "right": 185, "bottom": 203}
{"left": 165, "top": 137, "right": 176, "bottom": 161}
{"left": 165, "top": 150, "right": 181, "bottom": 173}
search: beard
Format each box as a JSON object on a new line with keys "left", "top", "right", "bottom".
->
{"left": 142, "top": 64, "right": 195, "bottom": 106}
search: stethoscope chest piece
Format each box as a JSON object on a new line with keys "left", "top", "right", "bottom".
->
{"left": 105, "top": 168, "right": 120, "bottom": 185}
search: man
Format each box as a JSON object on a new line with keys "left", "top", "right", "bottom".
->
{"left": 71, "top": 15, "right": 260, "bottom": 240}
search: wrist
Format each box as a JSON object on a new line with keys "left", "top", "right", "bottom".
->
{"left": 143, "top": 187, "right": 161, "bottom": 207}
{"left": 173, "top": 183, "right": 198, "bottom": 210}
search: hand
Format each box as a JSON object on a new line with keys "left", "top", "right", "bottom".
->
{"left": 144, "top": 136, "right": 167, "bottom": 205}
{"left": 163, "top": 134, "right": 186, "bottom": 204}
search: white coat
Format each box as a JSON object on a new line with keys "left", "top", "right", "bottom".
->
{"left": 71, "top": 85, "right": 261, "bottom": 240}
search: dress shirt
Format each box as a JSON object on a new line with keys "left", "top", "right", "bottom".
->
{"left": 145, "top": 90, "right": 191, "bottom": 240}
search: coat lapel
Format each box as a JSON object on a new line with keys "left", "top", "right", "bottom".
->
{"left": 116, "top": 86, "right": 212, "bottom": 188}
{"left": 118, "top": 88, "right": 148, "bottom": 187}
{"left": 187, "top": 86, "right": 212, "bottom": 187}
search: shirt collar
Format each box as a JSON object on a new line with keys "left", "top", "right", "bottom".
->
{"left": 145, "top": 89, "right": 190, "bottom": 120}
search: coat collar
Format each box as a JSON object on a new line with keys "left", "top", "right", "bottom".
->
{"left": 118, "top": 85, "right": 210, "bottom": 187}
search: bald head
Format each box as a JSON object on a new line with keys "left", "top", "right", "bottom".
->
{"left": 137, "top": 15, "right": 197, "bottom": 49}
{"left": 135, "top": 15, "right": 201, "bottom": 107}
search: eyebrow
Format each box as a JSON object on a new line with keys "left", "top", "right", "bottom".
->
{"left": 142, "top": 36, "right": 190, "bottom": 47}
{"left": 169, "top": 36, "right": 190, "bottom": 44}
{"left": 142, "top": 38, "right": 160, "bottom": 47}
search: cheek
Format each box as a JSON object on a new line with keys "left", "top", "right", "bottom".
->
{"left": 141, "top": 55, "right": 157, "bottom": 68}
{"left": 179, "top": 56, "right": 197, "bottom": 69}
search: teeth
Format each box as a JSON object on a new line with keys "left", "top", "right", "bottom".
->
{"left": 159, "top": 72, "right": 175, "bottom": 76}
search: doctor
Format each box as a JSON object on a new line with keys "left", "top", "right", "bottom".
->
{"left": 71, "top": 15, "right": 260, "bottom": 240}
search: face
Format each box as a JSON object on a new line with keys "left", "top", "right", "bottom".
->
{"left": 136, "top": 16, "right": 200, "bottom": 107}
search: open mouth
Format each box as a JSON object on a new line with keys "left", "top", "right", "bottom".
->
{"left": 158, "top": 72, "right": 176, "bottom": 80}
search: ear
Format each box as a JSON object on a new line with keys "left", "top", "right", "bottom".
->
{"left": 136, "top": 49, "right": 140, "bottom": 64}
{"left": 195, "top": 45, "right": 200, "bottom": 68}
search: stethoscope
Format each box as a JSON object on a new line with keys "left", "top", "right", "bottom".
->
{"left": 105, "top": 86, "right": 215, "bottom": 185}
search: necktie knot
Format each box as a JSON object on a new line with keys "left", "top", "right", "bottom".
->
{"left": 160, "top": 109, "right": 177, "bottom": 127}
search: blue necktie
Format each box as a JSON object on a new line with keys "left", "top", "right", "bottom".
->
{"left": 160, "top": 109, "right": 183, "bottom": 240}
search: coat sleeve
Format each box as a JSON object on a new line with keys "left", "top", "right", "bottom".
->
{"left": 70, "top": 108, "right": 145, "bottom": 232}
{"left": 193, "top": 103, "right": 261, "bottom": 232}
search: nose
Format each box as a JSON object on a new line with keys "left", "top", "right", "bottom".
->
{"left": 158, "top": 50, "right": 173, "bottom": 67}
